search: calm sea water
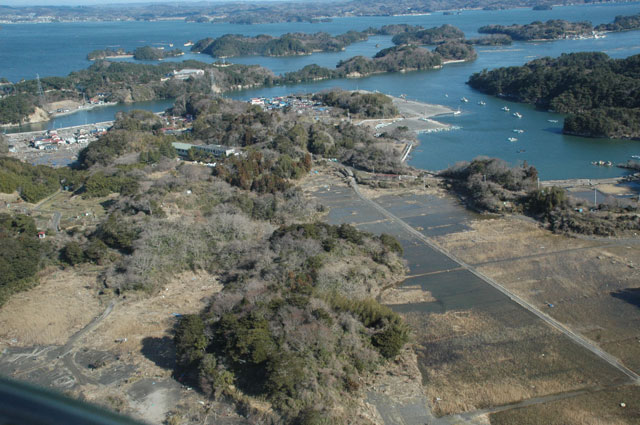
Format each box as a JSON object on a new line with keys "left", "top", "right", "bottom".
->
{"left": 2, "top": 2, "right": 640, "bottom": 179}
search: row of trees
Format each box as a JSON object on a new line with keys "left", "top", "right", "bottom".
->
{"left": 441, "top": 157, "right": 640, "bottom": 236}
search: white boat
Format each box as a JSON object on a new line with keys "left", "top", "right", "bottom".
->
{"left": 507, "top": 137, "right": 518, "bottom": 142}
{"left": 453, "top": 108, "right": 461, "bottom": 115}
{"left": 478, "top": 101, "right": 486, "bottom": 106}
{"left": 461, "top": 97, "right": 469, "bottom": 103}
{"left": 548, "top": 119, "right": 558, "bottom": 123}
{"left": 513, "top": 129, "right": 524, "bottom": 133}
{"left": 631, "top": 155, "right": 640, "bottom": 160}
{"left": 513, "top": 112, "right": 523, "bottom": 118}
{"left": 184, "top": 41, "right": 194, "bottom": 47}
{"left": 501, "top": 106, "right": 510, "bottom": 111}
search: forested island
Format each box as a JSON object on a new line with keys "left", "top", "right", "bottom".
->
{"left": 391, "top": 23, "right": 512, "bottom": 47}
{"left": 467, "top": 52, "right": 640, "bottom": 139}
{"left": 391, "top": 24, "right": 465, "bottom": 45}
{"left": 474, "top": 13, "right": 640, "bottom": 44}
{"left": 478, "top": 19, "right": 594, "bottom": 41}
{"left": 0, "top": 42, "right": 475, "bottom": 126}
{"left": 191, "top": 31, "right": 372, "bottom": 58}
{"left": 191, "top": 25, "right": 430, "bottom": 58}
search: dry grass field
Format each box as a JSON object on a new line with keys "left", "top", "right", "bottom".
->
{"left": 435, "top": 216, "right": 640, "bottom": 375}
{"left": 402, "top": 307, "right": 626, "bottom": 417}
{"left": 490, "top": 385, "right": 640, "bottom": 425}
{"left": 0, "top": 266, "right": 101, "bottom": 347}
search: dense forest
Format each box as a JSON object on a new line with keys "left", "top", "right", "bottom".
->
{"left": 467, "top": 52, "right": 640, "bottom": 139}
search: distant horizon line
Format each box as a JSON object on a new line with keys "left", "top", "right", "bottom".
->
{"left": 1, "top": 0, "right": 308, "bottom": 7}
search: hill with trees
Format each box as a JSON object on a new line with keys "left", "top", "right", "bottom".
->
{"left": 467, "top": 52, "right": 640, "bottom": 139}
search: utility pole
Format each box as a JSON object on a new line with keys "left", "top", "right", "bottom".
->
{"left": 36, "top": 74, "right": 46, "bottom": 106}
{"left": 594, "top": 187, "right": 597, "bottom": 207}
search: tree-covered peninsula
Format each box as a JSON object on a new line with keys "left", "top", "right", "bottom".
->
{"left": 87, "top": 48, "right": 131, "bottom": 61}
{"left": 467, "top": 52, "right": 640, "bottom": 139}
{"left": 595, "top": 12, "right": 640, "bottom": 32}
{"left": 283, "top": 43, "right": 475, "bottom": 84}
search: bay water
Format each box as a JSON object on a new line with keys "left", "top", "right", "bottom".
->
{"left": 2, "top": 2, "right": 640, "bottom": 178}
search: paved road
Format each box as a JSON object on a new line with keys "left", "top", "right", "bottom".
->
{"left": 349, "top": 177, "right": 640, "bottom": 385}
